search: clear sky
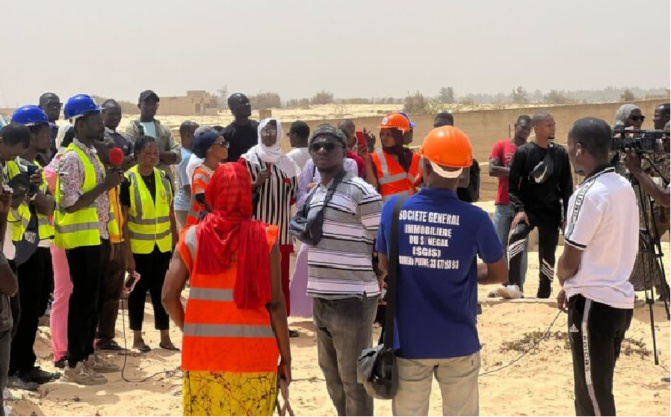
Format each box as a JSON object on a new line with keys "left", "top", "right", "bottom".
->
{"left": 1, "top": 0, "right": 668, "bottom": 107}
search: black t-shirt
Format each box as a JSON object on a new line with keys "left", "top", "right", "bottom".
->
{"left": 120, "top": 171, "right": 173, "bottom": 207}
{"left": 224, "top": 120, "right": 260, "bottom": 163}
{"left": 508, "top": 142, "right": 573, "bottom": 220}
{"left": 457, "top": 159, "right": 480, "bottom": 203}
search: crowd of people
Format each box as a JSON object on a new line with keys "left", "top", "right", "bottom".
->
{"left": 0, "top": 91, "right": 668, "bottom": 416}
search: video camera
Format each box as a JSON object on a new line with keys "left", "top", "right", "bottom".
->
{"left": 611, "top": 129, "right": 667, "bottom": 155}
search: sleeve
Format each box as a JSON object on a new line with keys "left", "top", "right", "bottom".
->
{"left": 508, "top": 147, "right": 525, "bottom": 213}
{"left": 563, "top": 193, "right": 603, "bottom": 250}
{"left": 58, "top": 153, "right": 84, "bottom": 209}
{"left": 178, "top": 159, "right": 189, "bottom": 190}
{"left": 165, "top": 128, "right": 182, "bottom": 164}
{"left": 489, "top": 141, "right": 502, "bottom": 163}
{"left": 296, "top": 159, "right": 314, "bottom": 210}
{"left": 345, "top": 159, "right": 359, "bottom": 177}
{"left": 124, "top": 122, "right": 139, "bottom": 143}
{"left": 119, "top": 180, "right": 131, "bottom": 208}
{"left": 560, "top": 151, "right": 573, "bottom": 221}
{"left": 476, "top": 211, "right": 504, "bottom": 263}
{"left": 192, "top": 169, "right": 207, "bottom": 195}
{"left": 374, "top": 198, "right": 393, "bottom": 255}
{"left": 358, "top": 185, "right": 383, "bottom": 235}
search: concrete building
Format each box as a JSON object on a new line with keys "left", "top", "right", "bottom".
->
{"left": 157, "top": 91, "right": 219, "bottom": 116}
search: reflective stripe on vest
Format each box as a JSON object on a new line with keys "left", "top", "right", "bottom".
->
{"left": 186, "top": 171, "right": 211, "bottom": 227}
{"left": 372, "top": 149, "right": 421, "bottom": 202}
{"left": 54, "top": 144, "right": 103, "bottom": 249}
{"left": 125, "top": 166, "right": 173, "bottom": 254}
{"left": 181, "top": 224, "right": 279, "bottom": 373}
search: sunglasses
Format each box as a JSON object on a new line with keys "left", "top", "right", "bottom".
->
{"left": 214, "top": 141, "right": 230, "bottom": 149}
{"left": 309, "top": 142, "right": 343, "bottom": 153}
{"left": 630, "top": 115, "right": 646, "bottom": 122}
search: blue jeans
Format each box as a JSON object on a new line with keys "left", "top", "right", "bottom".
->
{"left": 493, "top": 204, "right": 528, "bottom": 289}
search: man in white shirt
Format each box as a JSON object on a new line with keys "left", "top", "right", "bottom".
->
{"left": 287, "top": 121, "right": 310, "bottom": 171}
{"left": 557, "top": 117, "right": 639, "bottom": 416}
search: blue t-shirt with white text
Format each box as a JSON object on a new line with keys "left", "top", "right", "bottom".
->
{"left": 376, "top": 188, "right": 503, "bottom": 359}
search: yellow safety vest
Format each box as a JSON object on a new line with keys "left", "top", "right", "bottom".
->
{"left": 125, "top": 166, "right": 172, "bottom": 254}
{"left": 54, "top": 144, "right": 104, "bottom": 249}
{"left": 6, "top": 160, "right": 30, "bottom": 243}
{"left": 108, "top": 187, "right": 123, "bottom": 243}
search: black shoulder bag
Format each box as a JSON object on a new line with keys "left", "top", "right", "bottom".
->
{"left": 357, "top": 195, "right": 408, "bottom": 399}
{"left": 289, "top": 170, "right": 346, "bottom": 246}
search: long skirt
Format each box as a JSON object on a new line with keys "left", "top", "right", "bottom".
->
{"left": 183, "top": 371, "right": 277, "bottom": 416}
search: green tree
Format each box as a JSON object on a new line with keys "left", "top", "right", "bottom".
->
{"left": 511, "top": 86, "right": 529, "bottom": 104}
{"left": 620, "top": 89, "right": 635, "bottom": 102}
{"left": 439, "top": 87, "right": 455, "bottom": 104}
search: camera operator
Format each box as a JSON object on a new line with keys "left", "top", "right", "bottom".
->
{"left": 623, "top": 122, "right": 670, "bottom": 208}
{"left": 557, "top": 117, "right": 639, "bottom": 416}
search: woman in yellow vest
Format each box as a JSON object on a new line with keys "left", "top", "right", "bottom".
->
{"left": 121, "top": 136, "right": 178, "bottom": 352}
{"left": 364, "top": 113, "right": 422, "bottom": 203}
{"left": 162, "top": 163, "right": 291, "bottom": 416}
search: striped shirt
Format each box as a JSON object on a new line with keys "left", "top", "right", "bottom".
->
{"left": 242, "top": 159, "right": 297, "bottom": 246}
{"left": 306, "top": 173, "right": 383, "bottom": 298}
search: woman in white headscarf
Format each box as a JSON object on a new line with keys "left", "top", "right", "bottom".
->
{"left": 614, "top": 103, "right": 645, "bottom": 129}
{"left": 240, "top": 118, "right": 300, "bottom": 334}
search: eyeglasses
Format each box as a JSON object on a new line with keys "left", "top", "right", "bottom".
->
{"left": 214, "top": 141, "right": 230, "bottom": 149}
{"left": 309, "top": 142, "right": 343, "bottom": 153}
{"left": 630, "top": 115, "right": 646, "bottom": 122}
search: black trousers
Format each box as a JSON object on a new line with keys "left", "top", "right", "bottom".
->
{"left": 66, "top": 241, "right": 110, "bottom": 367}
{"left": 568, "top": 294, "right": 633, "bottom": 416}
{"left": 9, "top": 247, "right": 52, "bottom": 374}
{"left": 96, "top": 243, "right": 126, "bottom": 342}
{"left": 128, "top": 246, "right": 171, "bottom": 332}
{"left": 507, "top": 212, "right": 560, "bottom": 297}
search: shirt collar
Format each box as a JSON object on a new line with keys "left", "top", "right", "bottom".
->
{"left": 582, "top": 165, "right": 615, "bottom": 183}
{"left": 417, "top": 187, "right": 459, "bottom": 199}
{"left": 74, "top": 138, "right": 98, "bottom": 156}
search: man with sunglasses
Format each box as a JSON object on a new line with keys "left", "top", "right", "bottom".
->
{"left": 304, "top": 124, "right": 382, "bottom": 416}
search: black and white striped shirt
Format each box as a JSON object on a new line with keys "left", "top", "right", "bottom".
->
{"left": 306, "top": 173, "right": 383, "bottom": 298}
{"left": 243, "top": 160, "right": 297, "bottom": 246}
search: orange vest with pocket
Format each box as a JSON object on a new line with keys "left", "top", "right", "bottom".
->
{"left": 178, "top": 224, "right": 280, "bottom": 373}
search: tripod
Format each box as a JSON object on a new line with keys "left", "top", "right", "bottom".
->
{"left": 629, "top": 155, "right": 670, "bottom": 365}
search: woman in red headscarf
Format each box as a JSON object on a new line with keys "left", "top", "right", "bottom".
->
{"left": 162, "top": 163, "right": 291, "bottom": 416}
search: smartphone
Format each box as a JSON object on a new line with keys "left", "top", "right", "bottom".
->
{"left": 355, "top": 131, "right": 366, "bottom": 149}
{"left": 124, "top": 272, "right": 140, "bottom": 293}
{"left": 26, "top": 164, "right": 39, "bottom": 195}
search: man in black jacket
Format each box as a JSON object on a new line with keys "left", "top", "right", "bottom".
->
{"left": 497, "top": 111, "right": 573, "bottom": 299}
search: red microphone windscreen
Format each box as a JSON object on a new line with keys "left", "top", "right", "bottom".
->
{"left": 109, "top": 147, "right": 124, "bottom": 166}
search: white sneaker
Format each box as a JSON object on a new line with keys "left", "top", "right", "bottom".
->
{"left": 4, "top": 405, "right": 11, "bottom": 415}
{"left": 64, "top": 362, "right": 107, "bottom": 385}
{"left": 86, "top": 354, "right": 120, "bottom": 373}
{"left": 498, "top": 284, "right": 523, "bottom": 299}
{"left": 488, "top": 285, "right": 506, "bottom": 298}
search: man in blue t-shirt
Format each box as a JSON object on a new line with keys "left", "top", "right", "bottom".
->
{"left": 376, "top": 126, "right": 507, "bottom": 416}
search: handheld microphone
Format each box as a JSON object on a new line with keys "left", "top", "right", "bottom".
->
{"left": 110, "top": 147, "right": 124, "bottom": 168}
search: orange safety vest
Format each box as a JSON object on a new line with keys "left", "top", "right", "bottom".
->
{"left": 185, "top": 166, "right": 212, "bottom": 228}
{"left": 178, "top": 224, "right": 280, "bottom": 373}
{"left": 371, "top": 149, "right": 421, "bottom": 202}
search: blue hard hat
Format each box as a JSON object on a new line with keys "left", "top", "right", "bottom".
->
{"left": 63, "top": 94, "right": 102, "bottom": 120}
{"left": 397, "top": 111, "right": 416, "bottom": 128}
{"left": 11, "top": 105, "right": 49, "bottom": 126}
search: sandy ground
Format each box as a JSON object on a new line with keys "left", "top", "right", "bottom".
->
{"left": 7, "top": 202, "right": 671, "bottom": 416}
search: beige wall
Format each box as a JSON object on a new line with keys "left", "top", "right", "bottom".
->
{"left": 275, "top": 99, "right": 668, "bottom": 200}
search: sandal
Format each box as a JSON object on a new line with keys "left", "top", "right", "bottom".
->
{"left": 159, "top": 343, "right": 180, "bottom": 352}
{"left": 134, "top": 343, "right": 151, "bottom": 353}
{"left": 97, "top": 340, "right": 124, "bottom": 351}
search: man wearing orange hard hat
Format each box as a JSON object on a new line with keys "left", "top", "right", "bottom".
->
{"left": 363, "top": 113, "right": 422, "bottom": 202}
{"left": 375, "top": 125, "right": 507, "bottom": 416}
